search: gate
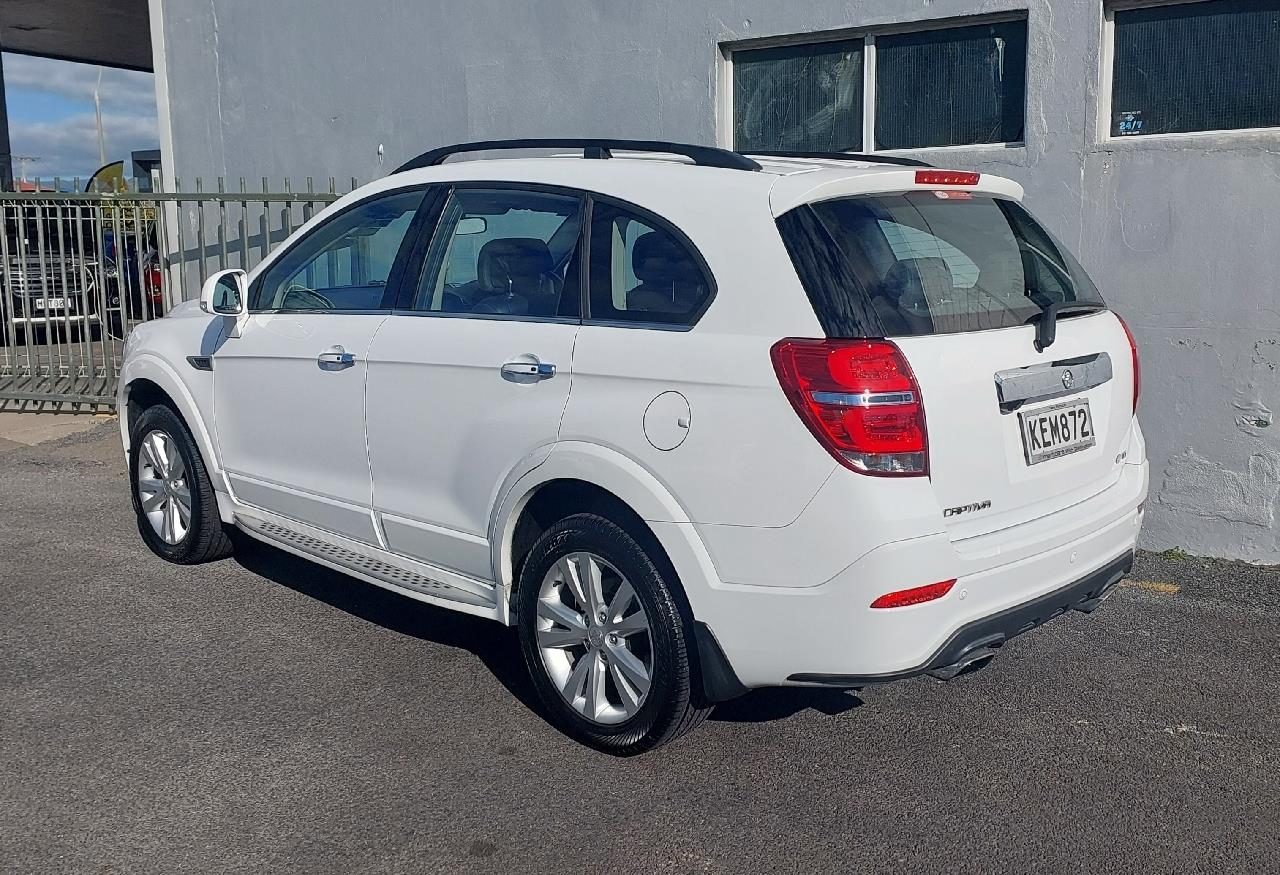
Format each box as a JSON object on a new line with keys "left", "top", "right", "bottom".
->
{"left": 0, "top": 176, "right": 354, "bottom": 409}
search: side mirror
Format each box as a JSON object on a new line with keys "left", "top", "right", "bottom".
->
{"left": 200, "top": 268, "right": 248, "bottom": 316}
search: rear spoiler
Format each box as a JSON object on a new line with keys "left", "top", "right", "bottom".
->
{"left": 769, "top": 169, "right": 1024, "bottom": 217}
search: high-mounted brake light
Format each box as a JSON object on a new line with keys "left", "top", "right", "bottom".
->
{"left": 1116, "top": 314, "right": 1140, "bottom": 414}
{"left": 915, "top": 170, "right": 980, "bottom": 186}
{"left": 870, "top": 579, "right": 957, "bottom": 609}
{"left": 771, "top": 338, "right": 928, "bottom": 476}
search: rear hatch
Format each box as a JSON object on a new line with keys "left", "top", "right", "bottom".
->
{"left": 776, "top": 184, "right": 1138, "bottom": 540}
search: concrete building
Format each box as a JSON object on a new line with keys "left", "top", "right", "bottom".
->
{"left": 6, "top": 0, "right": 1280, "bottom": 561}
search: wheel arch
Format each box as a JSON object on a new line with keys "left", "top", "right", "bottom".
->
{"left": 491, "top": 443, "right": 747, "bottom": 705}
{"left": 118, "top": 354, "right": 221, "bottom": 482}
{"left": 490, "top": 442, "right": 695, "bottom": 594}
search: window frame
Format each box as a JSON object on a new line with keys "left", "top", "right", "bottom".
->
{"left": 720, "top": 11, "right": 1030, "bottom": 157}
{"left": 388, "top": 182, "right": 718, "bottom": 331}
{"left": 247, "top": 184, "right": 432, "bottom": 315}
{"left": 1100, "top": 0, "right": 1280, "bottom": 144}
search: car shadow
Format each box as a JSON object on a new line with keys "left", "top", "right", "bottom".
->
{"left": 231, "top": 534, "right": 866, "bottom": 727}
{"left": 229, "top": 534, "right": 541, "bottom": 714}
{"left": 709, "top": 687, "right": 864, "bottom": 723}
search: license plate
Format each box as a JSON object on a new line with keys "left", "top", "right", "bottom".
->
{"left": 36, "top": 297, "right": 68, "bottom": 310}
{"left": 1019, "top": 399, "right": 1095, "bottom": 465}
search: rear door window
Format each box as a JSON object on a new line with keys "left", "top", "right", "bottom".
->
{"left": 412, "top": 187, "right": 584, "bottom": 318}
{"left": 776, "top": 192, "right": 1103, "bottom": 337}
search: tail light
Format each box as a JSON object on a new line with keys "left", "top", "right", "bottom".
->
{"left": 870, "top": 579, "right": 956, "bottom": 609}
{"left": 771, "top": 338, "right": 928, "bottom": 476}
{"left": 1116, "top": 314, "right": 1140, "bottom": 413}
{"left": 145, "top": 264, "right": 163, "bottom": 306}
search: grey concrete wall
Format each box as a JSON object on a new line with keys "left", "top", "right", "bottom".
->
{"left": 155, "top": 0, "right": 1280, "bottom": 562}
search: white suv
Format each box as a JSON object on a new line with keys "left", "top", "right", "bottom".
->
{"left": 118, "top": 139, "right": 1147, "bottom": 754}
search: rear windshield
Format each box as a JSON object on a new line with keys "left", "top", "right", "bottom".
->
{"left": 776, "top": 192, "right": 1104, "bottom": 337}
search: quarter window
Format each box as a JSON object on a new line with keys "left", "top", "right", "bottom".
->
{"left": 1110, "top": 0, "right": 1280, "bottom": 137}
{"left": 253, "top": 189, "right": 423, "bottom": 311}
{"left": 587, "top": 202, "right": 712, "bottom": 326}
{"left": 414, "top": 188, "right": 584, "bottom": 318}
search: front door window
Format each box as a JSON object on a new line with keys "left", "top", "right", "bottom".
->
{"left": 253, "top": 189, "right": 424, "bottom": 311}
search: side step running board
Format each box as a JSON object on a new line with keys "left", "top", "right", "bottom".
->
{"left": 237, "top": 515, "right": 496, "bottom": 611}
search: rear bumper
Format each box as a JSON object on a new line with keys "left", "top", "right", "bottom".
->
{"left": 788, "top": 549, "right": 1132, "bottom": 686}
{"left": 685, "top": 457, "right": 1147, "bottom": 689}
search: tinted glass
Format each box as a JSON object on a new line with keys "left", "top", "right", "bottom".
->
{"left": 875, "top": 21, "right": 1027, "bottom": 149}
{"left": 254, "top": 189, "right": 423, "bottom": 311}
{"left": 587, "top": 201, "right": 711, "bottom": 326}
{"left": 414, "top": 188, "right": 583, "bottom": 318}
{"left": 777, "top": 193, "right": 1103, "bottom": 337}
{"left": 733, "top": 40, "right": 863, "bottom": 151}
{"left": 1112, "top": 0, "right": 1280, "bottom": 137}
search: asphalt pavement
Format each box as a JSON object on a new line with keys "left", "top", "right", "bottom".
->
{"left": 2, "top": 419, "right": 1278, "bottom": 873}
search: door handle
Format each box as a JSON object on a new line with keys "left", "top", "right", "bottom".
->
{"left": 317, "top": 346, "right": 356, "bottom": 369}
{"left": 500, "top": 358, "right": 557, "bottom": 381}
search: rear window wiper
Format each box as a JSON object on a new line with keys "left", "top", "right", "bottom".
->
{"left": 1026, "top": 299, "right": 1108, "bottom": 352}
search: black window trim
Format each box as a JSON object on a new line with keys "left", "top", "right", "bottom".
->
{"left": 384, "top": 180, "right": 719, "bottom": 331}
{"left": 246, "top": 183, "right": 433, "bottom": 315}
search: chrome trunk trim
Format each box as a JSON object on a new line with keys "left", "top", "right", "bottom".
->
{"left": 995, "top": 353, "right": 1112, "bottom": 412}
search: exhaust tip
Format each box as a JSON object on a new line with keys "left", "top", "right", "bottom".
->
{"left": 927, "top": 637, "right": 1005, "bottom": 681}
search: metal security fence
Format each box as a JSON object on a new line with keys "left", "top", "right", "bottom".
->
{"left": 0, "top": 176, "right": 353, "bottom": 408}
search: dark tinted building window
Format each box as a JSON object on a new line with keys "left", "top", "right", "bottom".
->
{"left": 875, "top": 21, "right": 1027, "bottom": 149}
{"left": 1111, "top": 0, "right": 1280, "bottom": 137}
{"left": 733, "top": 40, "right": 864, "bottom": 151}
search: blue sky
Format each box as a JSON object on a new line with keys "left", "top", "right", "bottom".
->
{"left": 4, "top": 53, "right": 159, "bottom": 184}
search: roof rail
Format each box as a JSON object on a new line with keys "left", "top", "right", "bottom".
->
{"left": 745, "top": 150, "right": 933, "bottom": 168}
{"left": 394, "top": 139, "right": 762, "bottom": 173}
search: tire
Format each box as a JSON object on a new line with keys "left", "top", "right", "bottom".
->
{"left": 128, "top": 403, "right": 234, "bottom": 564}
{"left": 516, "top": 513, "right": 711, "bottom": 755}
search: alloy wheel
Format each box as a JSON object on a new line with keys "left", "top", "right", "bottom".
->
{"left": 535, "top": 551, "right": 654, "bottom": 725}
{"left": 135, "top": 429, "right": 192, "bottom": 545}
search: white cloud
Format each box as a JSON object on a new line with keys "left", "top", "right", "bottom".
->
{"left": 2, "top": 52, "right": 157, "bottom": 111}
{"left": 9, "top": 112, "right": 160, "bottom": 183}
{"left": 3, "top": 53, "right": 159, "bottom": 180}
